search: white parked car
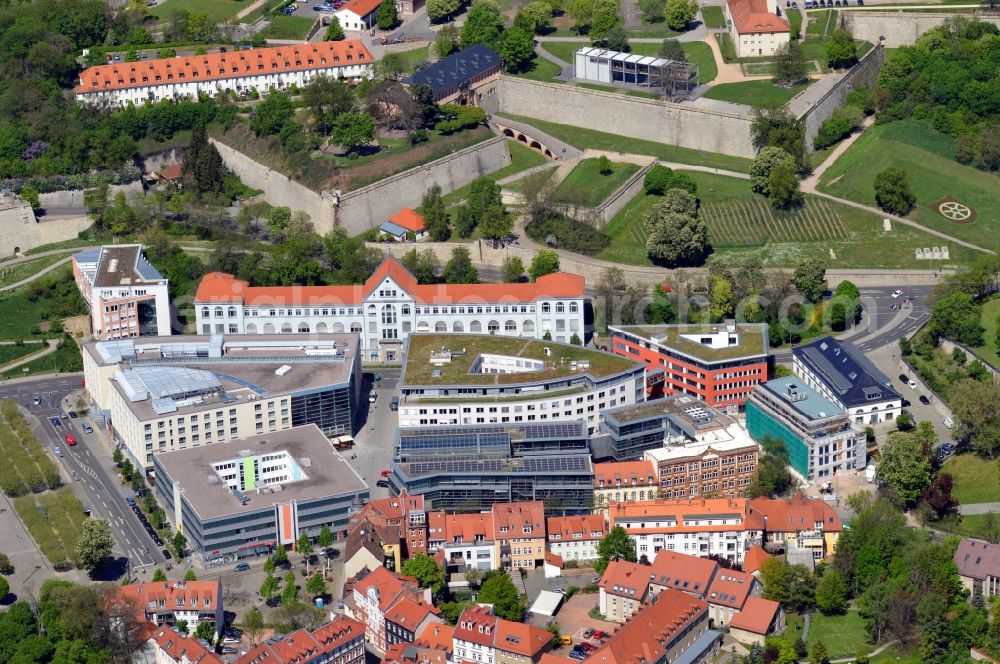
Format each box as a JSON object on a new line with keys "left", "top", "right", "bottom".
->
{"left": 891, "top": 289, "right": 903, "bottom": 299}
{"left": 907, "top": 379, "right": 917, "bottom": 389}
{"left": 368, "top": 392, "right": 377, "bottom": 403}
{"left": 943, "top": 417, "right": 954, "bottom": 429}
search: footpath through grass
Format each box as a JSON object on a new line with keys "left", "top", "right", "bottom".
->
{"left": 0, "top": 265, "right": 88, "bottom": 340}
{"left": 598, "top": 170, "right": 983, "bottom": 268}
{"left": 941, "top": 454, "right": 1000, "bottom": 504}
{"left": 818, "top": 120, "right": 1000, "bottom": 252}
{"left": 500, "top": 115, "right": 754, "bottom": 173}
{"left": 807, "top": 611, "right": 869, "bottom": 660}
{"left": 0, "top": 253, "right": 75, "bottom": 289}
{"left": 702, "top": 79, "right": 813, "bottom": 108}
{"left": 553, "top": 159, "right": 640, "bottom": 207}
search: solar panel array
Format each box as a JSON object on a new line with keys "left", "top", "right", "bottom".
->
{"left": 406, "top": 459, "right": 507, "bottom": 475}
{"left": 521, "top": 457, "right": 590, "bottom": 473}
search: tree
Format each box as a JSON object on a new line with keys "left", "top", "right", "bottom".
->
{"left": 929, "top": 292, "right": 984, "bottom": 346}
{"left": 478, "top": 571, "right": 526, "bottom": 621}
{"left": 760, "top": 557, "right": 791, "bottom": 604}
{"left": 589, "top": 0, "right": 619, "bottom": 42}
{"left": 529, "top": 250, "right": 560, "bottom": 281}
{"left": 658, "top": 38, "right": 686, "bottom": 61}
{"left": 793, "top": 258, "right": 827, "bottom": 302}
{"left": 401, "top": 553, "right": 446, "bottom": 594}
{"left": 243, "top": 607, "right": 266, "bottom": 647}
{"left": 604, "top": 25, "right": 630, "bottom": 52}
{"left": 177, "top": 620, "right": 189, "bottom": 635}
{"left": 422, "top": 184, "right": 450, "bottom": 241}
{"left": 748, "top": 436, "right": 793, "bottom": 498}
{"left": 375, "top": 53, "right": 405, "bottom": 82}
{"left": 434, "top": 24, "right": 461, "bottom": 58}
{"left": 184, "top": 569, "right": 197, "bottom": 582}
{"left": 809, "top": 640, "right": 830, "bottom": 664}
{"left": 444, "top": 247, "right": 478, "bottom": 284}
{"left": 465, "top": 568, "right": 485, "bottom": 589}
{"left": 502, "top": 256, "right": 525, "bottom": 282}
{"left": 324, "top": 16, "right": 345, "bottom": 40}
{"left": 767, "top": 160, "right": 802, "bottom": 209}
{"left": 112, "top": 448, "right": 123, "bottom": 466}
{"left": 595, "top": 525, "right": 636, "bottom": 574}
{"left": 873, "top": 167, "right": 915, "bottom": 216}
{"left": 750, "top": 107, "right": 806, "bottom": 170}
{"left": 773, "top": 41, "right": 807, "bottom": 85}
{"left": 569, "top": 0, "right": 595, "bottom": 32}
{"left": 826, "top": 28, "right": 857, "bottom": 68}
{"left": 462, "top": 0, "right": 505, "bottom": 49}
{"left": 750, "top": 147, "right": 797, "bottom": 198}
{"left": 306, "top": 572, "right": 327, "bottom": 597}
{"left": 427, "top": 0, "right": 461, "bottom": 21}
{"left": 644, "top": 197, "right": 709, "bottom": 267}
{"left": 709, "top": 276, "right": 734, "bottom": 321}
{"left": 877, "top": 431, "right": 932, "bottom": 507}
{"left": 664, "top": 0, "right": 697, "bottom": 30}
{"left": 317, "top": 525, "right": 334, "bottom": 548}
{"left": 497, "top": 26, "right": 535, "bottom": 73}
{"left": 281, "top": 571, "right": 298, "bottom": 605}
{"left": 638, "top": 0, "right": 664, "bottom": 24}
{"left": 515, "top": 1, "right": 553, "bottom": 33}
{"left": 250, "top": 92, "right": 294, "bottom": 136}
{"left": 75, "top": 519, "right": 112, "bottom": 574}
{"left": 152, "top": 569, "right": 168, "bottom": 582}
{"left": 303, "top": 75, "right": 355, "bottom": 135}
{"left": 376, "top": 0, "right": 399, "bottom": 29}
{"left": 260, "top": 573, "right": 279, "bottom": 602}
{"left": 330, "top": 113, "right": 375, "bottom": 155}
{"left": 834, "top": 280, "right": 862, "bottom": 324}
{"left": 194, "top": 621, "right": 216, "bottom": 643}
{"left": 949, "top": 379, "right": 1000, "bottom": 458}
{"left": 0, "top": 576, "right": 8, "bottom": 601}
{"left": 172, "top": 531, "right": 187, "bottom": 558}
{"left": 19, "top": 185, "right": 39, "bottom": 210}
{"left": 0, "top": 552, "right": 11, "bottom": 575}
{"left": 815, "top": 568, "right": 847, "bottom": 615}
{"left": 478, "top": 203, "right": 513, "bottom": 243}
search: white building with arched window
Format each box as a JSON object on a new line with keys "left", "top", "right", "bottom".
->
{"left": 194, "top": 257, "right": 587, "bottom": 362}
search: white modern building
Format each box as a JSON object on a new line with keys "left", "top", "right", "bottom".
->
{"left": 397, "top": 334, "right": 646, "bottom": 434}
{"left": 75, "top": 42, "right": 373, "bottom": 107}
{"left": 573, "top": 47, "right": 698, "bottom": 96}
{"left": 73, "top": 245, "right": 172, "bottom": 339}
{"left": 792, "top": 337, "right": 902, "bottom": 425}
{"left": 194, "top": 256, "right": 587, "bottom": 362}
{"left": 724, "top": 0, "right": 790, "bottom": 58}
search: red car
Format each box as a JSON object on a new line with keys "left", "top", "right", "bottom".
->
{"left": 380, "top": 470, "right": 391, "bottom": 478}
{"left": 65, "top": 433, "right": 77, "bottom": 446}
{"left": 579, "top": 643, "right": 596, "bottom": 653}
{"left": 591, "top": 631, "right": 607, "bottom": 641}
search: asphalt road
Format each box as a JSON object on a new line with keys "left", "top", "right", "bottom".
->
{"left": 0, "top": 375, "right": 163, "bottom": 572}
{"left": 350, "top": 368, "right": 402, "bottom": 501}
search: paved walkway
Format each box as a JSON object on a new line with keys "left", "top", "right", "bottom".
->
{"left": 491, "top": 115, "right": 583, "bottom": 159}
{"left": 959, "top": 503, "right": 1000, "bottom": 515}
{"left": 0, "top": 256, "right": 76, "bottom": 293}
{"left": 703, "top": 34, "right": 748, "bottom": 84}
{"left": 235, "top": 0, "right": 268, "bottom": 20}
{"left": 802, "top": 115, "right": 876, "bottom": 189}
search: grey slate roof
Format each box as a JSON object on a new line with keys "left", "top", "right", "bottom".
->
{"left": 955, "top": 538, "right": 1000, "bottom": 580}
{"left": 792, "top": 336, "right": 900, "bottom": 408}
{"left": 403, "top": 44, "right": 500, "bottom": 98}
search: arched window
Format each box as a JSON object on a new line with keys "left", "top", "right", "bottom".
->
{"left": 227, "top": 306, "right": 237, "bottom": 318}
{"left": 316, "top": 322, "right": 328, "bottom": 333}
{"left": 453, "top": 321, "right": 464, "bottom": 333}
{"left": 488, "top": 320, "right": 500, "bottom": 333}
{"left": 201, "top": 307, "right": 210, "bottom": 318}
{"left": 263, "top": 323, "right": 275, "bottom": 333}
{"left": 332, "top": 322, "right": 345, "bottom": 333}
{"left": 381, "top": 305, "right": 396, "bottom": 325}
{"left": 401, "top": 305, "right": 411, "bottom": 316}
{"left": 350, "top": 323, "right": 362, "bottom": 333}
{"left": 504, "top": 320, "right": 517, "bottom": 333}
{"left": 556, "top": 303, "right": 565, "bottom": 313}
{"left": 522, "top": 320, "right": 535, "bottom": 334}
{"left": 281, "top": 323, "right": 293, "bottom": 333}
{"left": 417, "top": 321, "right": 430, "bottom": 332}
{"left": 214, "top": 307, "right": 223, "bottom": 317}
{"left": 298, "top": 322, "right": 310, "bottom": 333}
{"left": 435, "top": 321, "right": 447, "bottom": 332}
{"left": 367, "top": 304, "right": 376, "bottom": 317}
{"left": 570, "top": 302, "right": 579, "bottom": 313}
{"left": 470, "top": 321, "right": 482, "bottom": 333}
{"left": 245, "top": 323, "right": 257, "bottom": 334}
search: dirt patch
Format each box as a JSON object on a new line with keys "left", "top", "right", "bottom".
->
{"left": 932, "top": 197, "right": 977, "bottom": 224}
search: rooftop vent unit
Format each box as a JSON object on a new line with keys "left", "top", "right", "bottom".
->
{"left": 275, "top": 365, "right": 292, "bottom": 376}
{"left": 300, "top": 457, "right": 312, "bottom": 468}
{"left": 239, "top": 449, "right": 252, "bottom": 457}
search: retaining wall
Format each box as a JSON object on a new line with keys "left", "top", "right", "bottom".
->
{"left": 493, "top": 77, "right": 756, "bottom": 159}
{"left": 597, "top": 161, "right": 656, "bottom": 225}
{"left": 799, "top": 45, "right": 885, "bottom": 151}
{"left": 842, "top": 11, "right": 1000, "bottom": 48}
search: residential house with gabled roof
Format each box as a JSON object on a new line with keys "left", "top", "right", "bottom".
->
{"left": 380, "top": 209, "right": 429, "bottom": 242}
{"left": 546, "top": 514, "right": 606, "bottom": 562}
{"left": 452, "top": 604, "right": 551, "bottom": 664}
{"left": 598, "top": 559, "right": 651, "bottom": 623}
{"left": 494, "top": 618, "right": 553, "bottom": 664}
{"left": 955, "top": 538, "right": 1000, "bottom": 600}
{"left": 592, "top": 460, "right": 659, "bottom": 511}
{"left": 704, "top": 568, "right": 760, "bottom": 627}
{"left": 119, "top": 579, "right": 224, "bottom": 640}
{"left": 344, "top": 491, "right": 428, "bottom": 578}
{"left": 742, "top": 545, "right": 771, "bottom": 576}
{"left": 235, "top": 616, "right": 366, "bottom": 664}
{"left": 647, "top": 549, "right": 762, "bottom": 628}
{"left": 728, "top": 596, "right": 784, "bottom": 646}
{"left": 414, "top": 623, "right": 454, "bottom": 660}
{"left": 724, "top": 0, "right": 789, "bottom": 58}
{"left": 148, "top": 625, "right": 222, "bottom": 664}
{"left": 751, "top": 495, "right": 843, "bottom": 562}
{"left": 350, "top": 567, "right": 434, "bottom": 654}
{"left": 402, "top": 44, "right": 502, "bottom": 105}
{"left": 384, "top": 596, "right": 442, "bottom": 650}
{"left": 427, "top": 511, "right": 496, "bottom": 573}
{"left": 492, "top": 501, "right": 547, "bottom": 570}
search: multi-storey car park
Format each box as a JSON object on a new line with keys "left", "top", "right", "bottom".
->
{"left": 387, "top": 421, "right": 595, "bottom": 515}
{"left": 396, "top": 334, "right": 646, "bottom": 434}
{"left": 194, "top": 257, "right": 586, "bottom": 363}
{"left": 608, "top": 321, "right": 769, "bottom": 409}
{"left": 82, "top": 334, "right": 361, "bottom": 468}
{"left": 153, "top": 424, "right": 369, "bottom": 565}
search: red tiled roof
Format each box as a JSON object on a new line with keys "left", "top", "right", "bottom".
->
{"left": 742, "top": 545, "right": 771, "bottom": 575}
{"left": 77, "top": 41, "right": 372, "bottom": 94}
{"left": 340, "top": 0, "right": 382, "bottom": 18}
{"left": 750, "top": 495, "right": 842, "bottom": 533}
{"left": 236, "top": 617, "right": 364, "bottom": 664}
{"left": 540, "top": 655, "right": 576, "bottom": 664}
{"left": 151, "top": 625, "right": 222, "bottom": 664}
{"left": 414, "top": 623, "right": 454, "bottom": 654}
{"left": 546, "top": 514, "right": 605, "bottom": 542}
{"left": 545, "top": 551, "right": 564, "bottom": 568}
{"left": 160, "top": 164, "right": 183, "bottom": 180}
{"left": 194, "top": 256, "right": 585, "bottom": 306}
{"left": 706, "top": 569, "right": 756, "bottom": 611}
{"left": 492, "top": 501, "right": 545, "bottom": 540}
{"left": 729, "top": 596, "right": 780, "bottom": 635}
{"left": 428, "top": 511, "right": 494, "bottom": 545}
{"left": 353, "top": 567, "right": 419, "bottom": 611}
{"left": 610, "top": 498, "right": 766, "bottom": 533}
{"left": 389, "top": 208, "right": 428, "bottom": 232}
{"left": 649, "top": 550, "right": 719, "bottom": 596}
{"left": 494, "top": 620, "right": 552, "bottom": 657}
{"left": 726, "top": 0, "right": 789, "bottom": 34}
{"left": 593, "top": 461, "right": 657, "bottom": 489}
{"left": 588, "top": 589, "right": 709, "bottom": 664}
{"left": 120, "top": 580, "right": 221, "bottom": 617}
{"left": 385, "top": 596, "right": 440, "bottom": 632}
{"left": 598, "top": 559, "right": 650, "bottom": 599}
{"left": 454, "top": 604, "right": 500, "bottom": 647}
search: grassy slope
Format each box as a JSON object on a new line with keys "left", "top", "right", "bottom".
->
{"left": 394, "top": 46, "right": 430, "bottom": 74}
{"left": 941, "top": 454, "right": 1000, "bottom": 504}
{"left": 818, "top": 120, "right": 1000, "bottom": 251}
{"left": 702, "top": 79, "right": 813, "bottom": 108}
{"left": 149, "top": 0, "right": 249, "bottom": 22}
{"left": 442, "top": 140, "right": 548, "bottom": 205}
{"left": 499, "top": 115, "right": 754, "bottom": 173}
{"left": 808, "top": 611, "right": 870, "bottom": 660}
{"left": 553, "top": 159, "right": 640, "bottom": 207}
{"left": 511, "top": 57, "right": 565, "bottom": 82}
{"left": 0, "top": 253, "right": 75, "bottom": 288}
{"left": 976, "top": 296, "right": 1000, "bottom": 369}
{"left": 259, "top": 14, "right": 315, "bottom": 39}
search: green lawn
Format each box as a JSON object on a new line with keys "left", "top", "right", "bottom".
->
{"left": 818, "top": 120, "right": 1000, "bottom": 252}
{"left": 975, "top": 296, "right": 1000, "bottom": 369}
{"left": 870, "top": 646, "right": 924, "bottom": 664}
{"left": 787, "top": 8, "right": 803, "bottom": 37}
{"left": 630, "top": 41, "right": 717, "bottom": 84}
{"left": 149, "top": 0, "right": 250, "bottom": 22}
{"left": 2, "top": 337, "right": 82, "bottom": 378}
{"left": 806, "top": 9, "right": 838, "bottom": 36}
{"left": 13, "top": 487, "right": 86, "bottom": 568}
{"left": 941, "top": 454, "right": 1000, "bottom": 505}
{"left": 0, "top": 253, "right": 74, "bottom": 289}
{"left": 553, "top": 158, "right": 640, "bottom": 207}
{"left": 598, "top": 170, "right": 984, "bottom": 268}
{"left": 394, "top": 45, "right": 430, "bottom": 74}
{"left": 0, "top": 342, "right": 47, "bottom": 367}
{"left": 808, "top": 611, "right": 870, "bottom": 660}
{"left": 0, "top": 266, "right": 87, "bottom": 340}
{"left": 701, "top": 5, "right": 725, "bottom": 28}
{"left": 499, "top": 115, "right": 754, "bottom": 173}
{"left": 702, "top": 79, "right": 813, "bottom": 108}
{"left": 442, "top": 140, "right": 549, "bottom": 206}
{"left": 259, "top": 14, "right": 315, "bottom": 39}
{"left": 512, "top": 57, "right": 566, "bottom": 82}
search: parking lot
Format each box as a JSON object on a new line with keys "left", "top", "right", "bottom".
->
{"left": 539, "top": 593, "right": 618, "bottom": 657}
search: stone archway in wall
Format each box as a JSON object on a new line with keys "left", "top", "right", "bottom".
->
{"left": 492, "top": 122, "right": 560, "bottom": 161}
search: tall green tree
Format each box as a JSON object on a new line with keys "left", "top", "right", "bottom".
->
{"left": 826, "top": 28, "right": 857, "bottom": 68}
{"left": 594, "top": 525, "right": 636, "bottom": 574}
{"left": 748, "top": 435, "right": 792, "bottom": 497}
{"left": 876, "top": 430, "right": 932, "bottom": 507}
{"left": 929, "top": 292, "right": 984, "bottom": 346}
{"left": 325, "top": 16, "right": 345, "bottom": 40}
{"left": 306, "top": 572, "right": 327, "bottom": 597}
{"left": 948, "top": 379, "right": 1000, "bottom": 458}
{"left": 773, "top": 41, "right": 807, "bottom": 85}
{"left": 461, "top": 0, "right": 505, "bottom": 48}
{"left": 515, "top": 1, "right": 554, "bottom": 33}
{"left": 529, "top": 250, "right": 560, "bottom": 281}
{"left": 873, "top": 167, "right": 915, "bottom": 216}
{"left": 376, "top": 0, "right": 399, "bottom": 29}
{"left": 250, "top": 92, "right": 294, "bottom": 136}
{"left": 664, "top": 0, "right": 697, "bottom": 30}
{"left": 422, "top": 184, "right": 450, "bottom": 241}
{"left": 401, "top": 553, "right": 446, "bottom": 594}
{"left": 427, "top": 0, "right": 462, "bottom": 21}
{"left": 502, "top": 256, "right": 525, "bottom": 282}
{"left": 330, "top": 113, "right": 375, "bottom": 155}
{"left": 302, "top": 75, "right": 355, "bottom": 135}
{"left": 317, "top": 525, "right": 334, "bottom": 548}
{"left": 444, "top": 247, "right": 478, "bottom": 284}
{"left": 793, "top": 257, "right": 827, "bottom": 302}
{"left": 497, "top": 26, "right": 535, "bottom": 73}
{"left": 281, "top": 571, "right": 298, "bottom": 605}
{"left": 815, "top": 568, "right": 847, "bottom": 615}
{"left": 477, "top": 570, "right": 525, "bottom": 621}
{"left": 75, "top": 519, "right": 113, "bottom": 575}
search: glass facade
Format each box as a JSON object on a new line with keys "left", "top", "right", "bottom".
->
{"left": 291, "top": 385, "right": 353, "bottom": 435}
{"left": 745, "top": 401, "right": 810, "bottom": 476}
